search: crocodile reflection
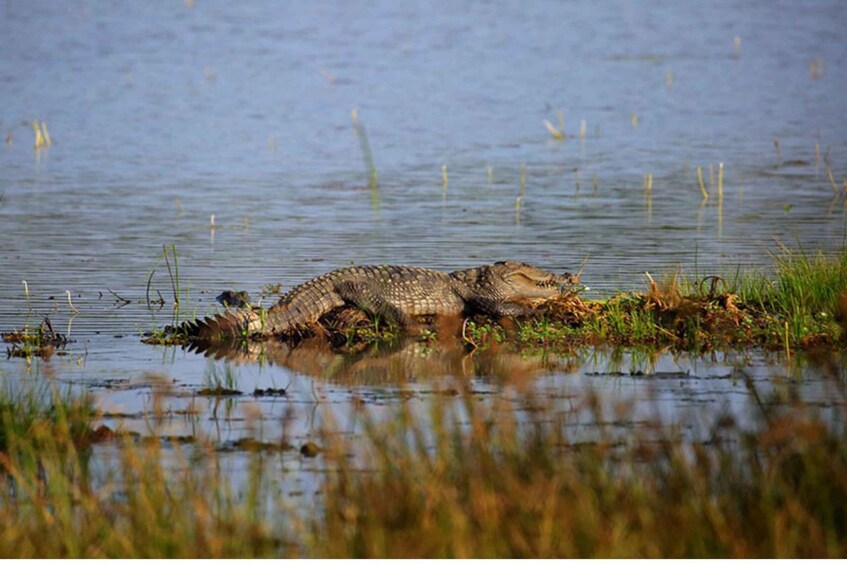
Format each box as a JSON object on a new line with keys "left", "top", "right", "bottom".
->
{"left": 186, "top": 337, "right": 577, "bottom": 386}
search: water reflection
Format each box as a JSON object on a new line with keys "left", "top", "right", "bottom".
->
{"left": 186, "top": 336, "right": 576, "bottom": 387}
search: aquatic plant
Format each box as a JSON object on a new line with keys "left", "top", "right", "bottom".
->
{"left": 2, "top": 317, "right": 69, "bottom": 359}
{"left": 198, "top": 361, "right": 241, "bottom": 396}
{"left": 351, "top": 109, "right": 379, "bottom": 210}
{"left": 697, "top": 166, "right": 708, "bottom": 200}
{"left": 543, "top": 119, "right": 564, "bottom": 140}
{"left": 31, "top": 119, "right": 51, "bottom": 150}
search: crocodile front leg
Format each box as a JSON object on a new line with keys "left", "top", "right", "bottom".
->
{"left": 465, "top": 296, "right": 536, "bottom": 319}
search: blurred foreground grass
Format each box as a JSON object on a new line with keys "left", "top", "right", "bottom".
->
{"left": 0, "top": 367, "right": 845, "bottom": 558}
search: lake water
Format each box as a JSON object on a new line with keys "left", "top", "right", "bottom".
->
{"left": 1, "top": 1, "right": 846, "bottom": 470}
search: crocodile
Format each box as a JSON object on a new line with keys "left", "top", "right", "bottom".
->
{"left": 173, "top": 261, "right": 577, "bottom": 342}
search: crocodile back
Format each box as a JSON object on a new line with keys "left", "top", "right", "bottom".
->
{"left": 267, "top": 265, "right": 463, "bottom": 329}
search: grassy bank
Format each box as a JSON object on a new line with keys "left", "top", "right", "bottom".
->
{"left": 0, "top": 374, "right": 845, "bottom": 558}
{"left": 466, "top": 247, "right": 847, "bottom": 352}
{"left": 135, "top": 247, "right": 847, "bottom": 354}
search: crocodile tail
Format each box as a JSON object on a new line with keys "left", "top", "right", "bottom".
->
{"left": 177, "top": 309, "right": 265, "bottom": 341}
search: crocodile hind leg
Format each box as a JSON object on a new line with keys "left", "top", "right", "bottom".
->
{"left": 334, "top": 280, "right": 412, "bottom": 328}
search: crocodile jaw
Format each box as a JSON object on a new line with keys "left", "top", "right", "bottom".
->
{"left": 494, "top": 261, "right": 577, "bottom": 300}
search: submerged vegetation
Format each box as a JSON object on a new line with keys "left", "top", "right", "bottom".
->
{"left": 0, "top": 369, "right": 844, "bottom": 558}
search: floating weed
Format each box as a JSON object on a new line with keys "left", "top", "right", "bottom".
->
{"left": 543, "top": 119, "right": 564, "bottom": 140}
{"left": 31, "top": 119, "right": 52, "bottom": 150}
{"left": 3, "top": 317, "right": 70, "bottom": 359}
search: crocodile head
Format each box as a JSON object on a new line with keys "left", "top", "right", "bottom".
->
{"left": 482, "top": 261, "right": 577, "bottom": 301}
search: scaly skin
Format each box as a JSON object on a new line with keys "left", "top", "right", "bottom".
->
{"left": 179, "top": 261, "right": 576, "bottom": 341}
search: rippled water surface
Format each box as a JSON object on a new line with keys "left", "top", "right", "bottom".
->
{"left": 1, "top": 1, "right": 846, "bottom": 461}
